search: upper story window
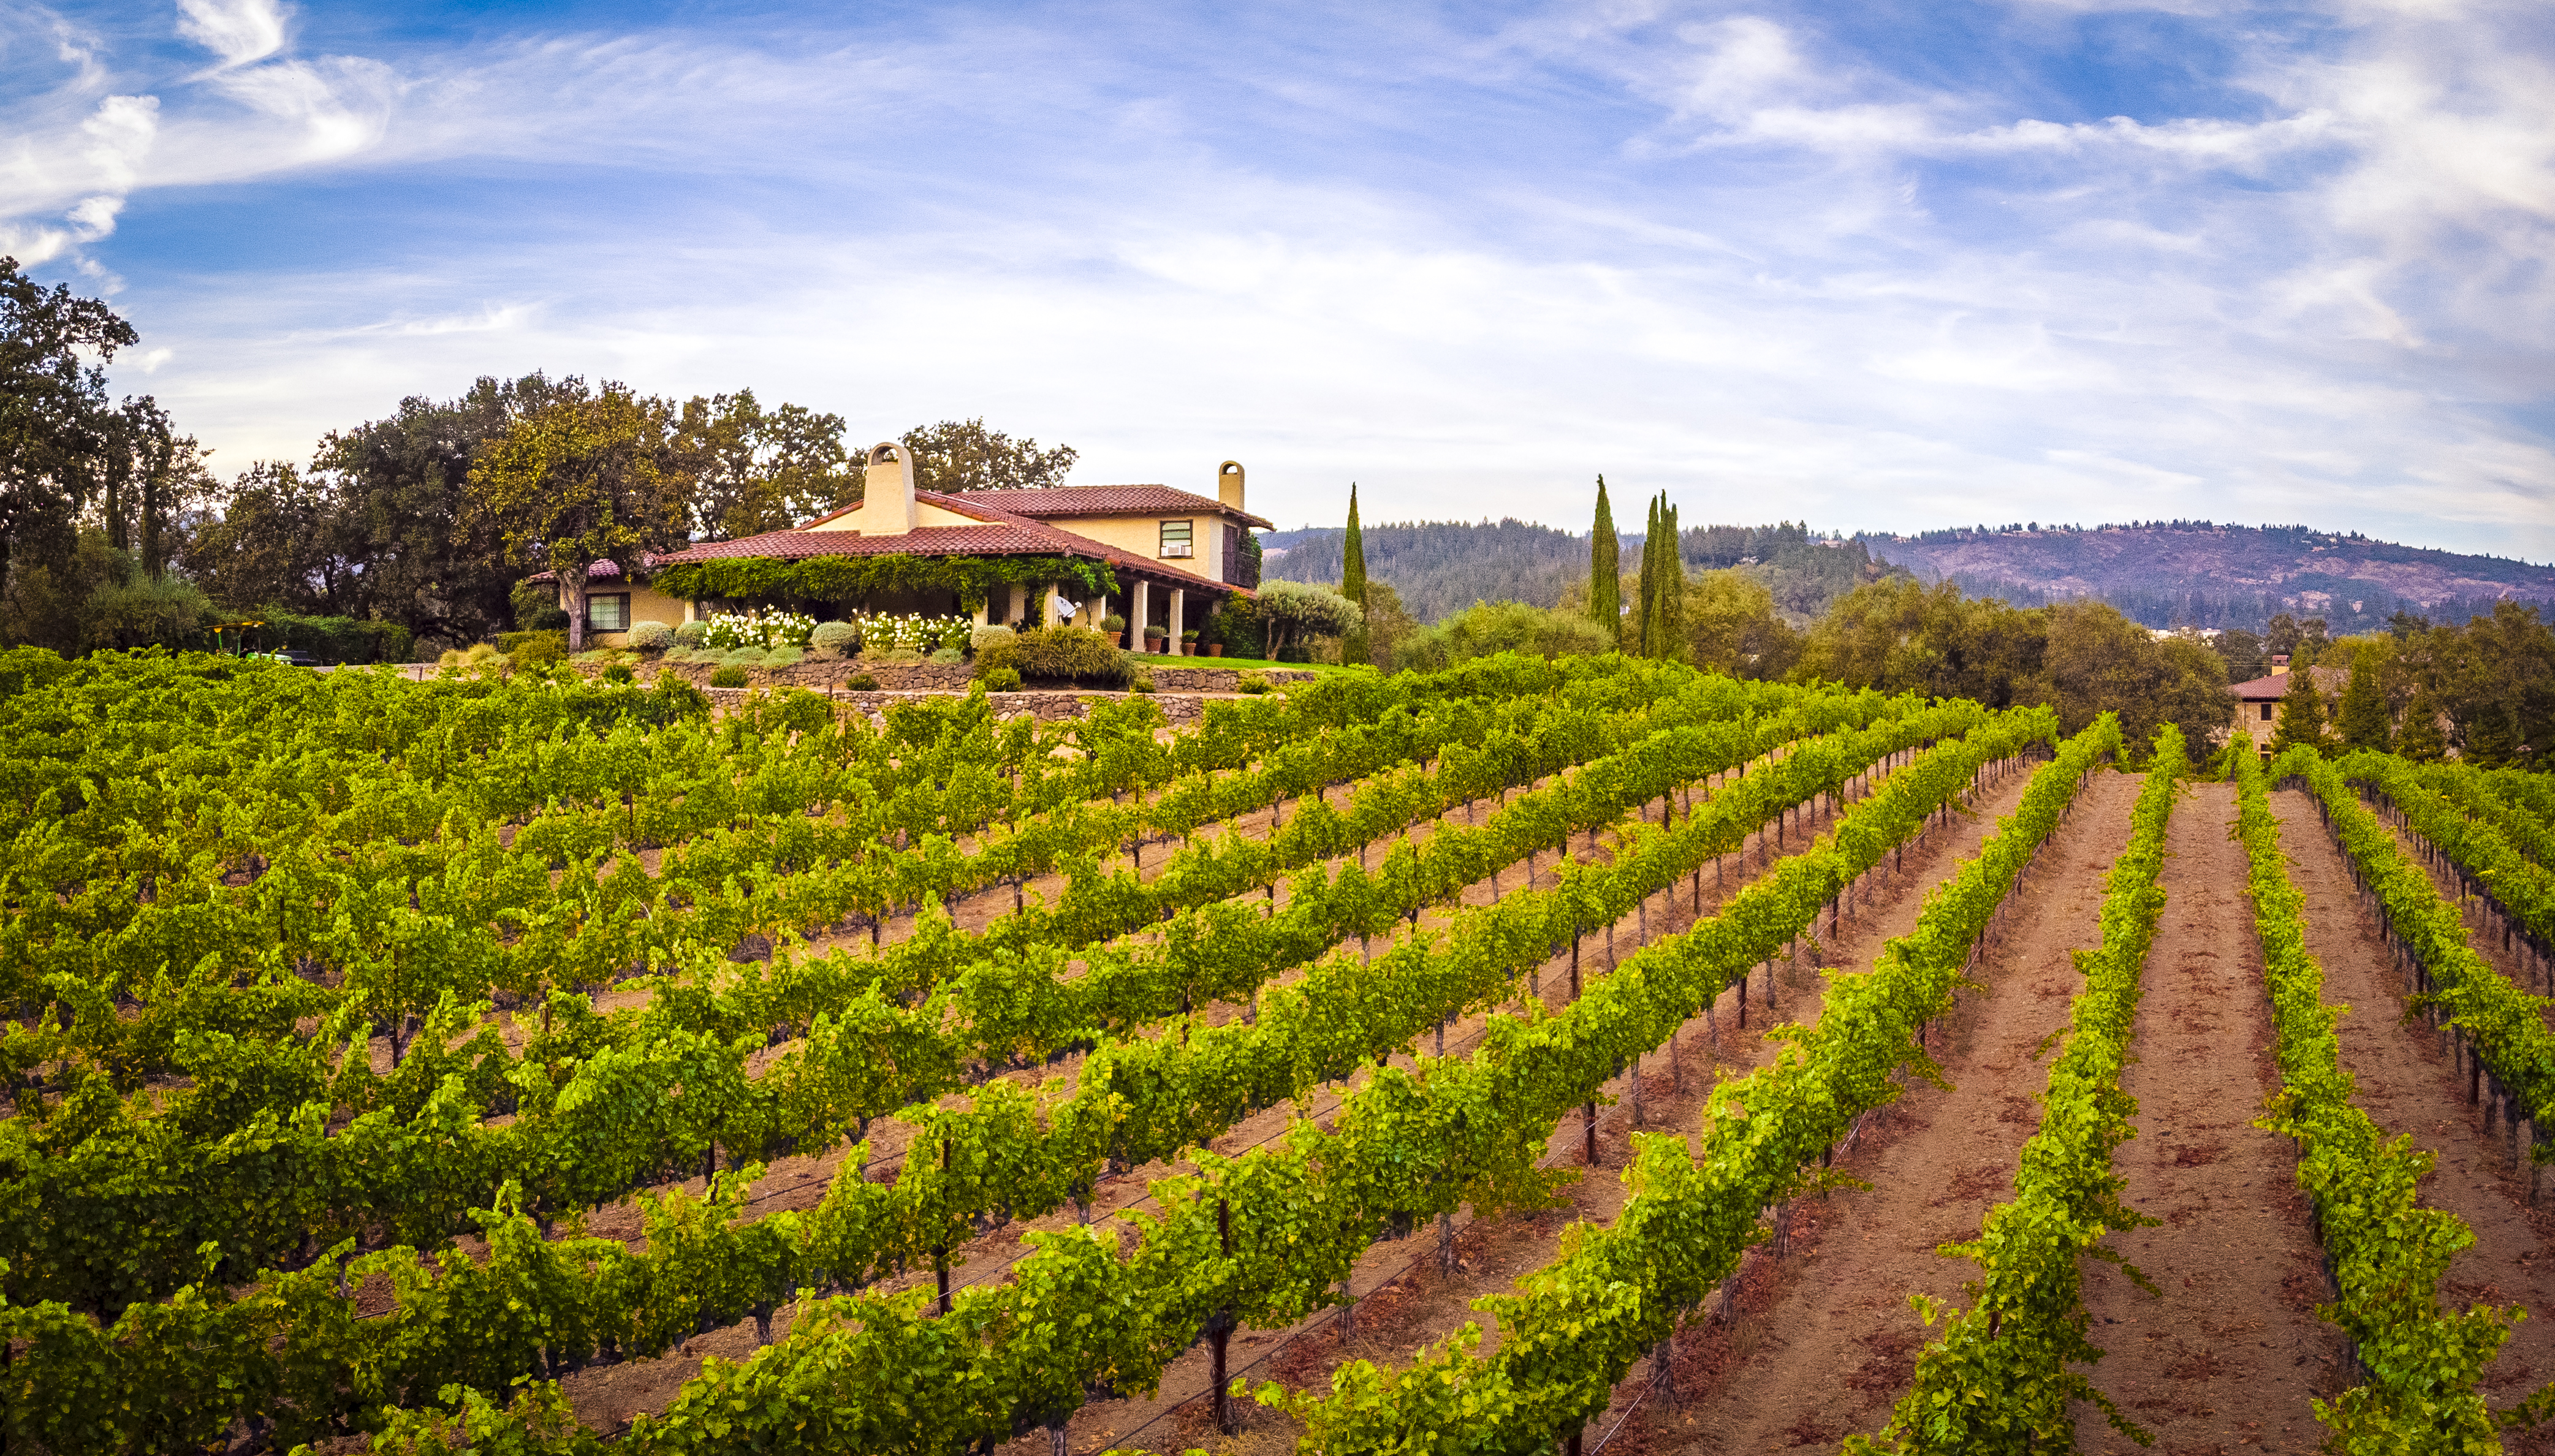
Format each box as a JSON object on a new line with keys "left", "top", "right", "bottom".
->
{"left": 587, "top": 593, "right": 631, "bottom": 632}
{"left": 1159, "top": 519, "right": 1194, "bottom": 558}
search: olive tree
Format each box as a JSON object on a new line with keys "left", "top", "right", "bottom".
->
{"left": 1254, "top": 579, "right": 1363, "bottom": 661}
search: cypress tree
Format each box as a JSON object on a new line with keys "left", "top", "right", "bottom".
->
{"left": 2334, "top": 644, "right": 2392, "bottom": 753}
{"left": 1590, "top": 476, "right": 1620, "bottom": 649}
{"left": 1633, "top": 493, "right": 1659, "bottom": 656}
{"left": 1655, "top": 496, "right": 1682, "bottom": 660}
{"left": 1340, "top": 483, "right": 1369, "bottom": 665}
{"left": 2269, "top": 667, "right": 2330, "bottom": 758}
{"left": 2396, "top": 689, "right": 2447, "bottom": 762}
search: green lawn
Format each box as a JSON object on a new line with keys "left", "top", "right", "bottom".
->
{"left": 1141, "top": 653, "right": 1362, "bottom": 675}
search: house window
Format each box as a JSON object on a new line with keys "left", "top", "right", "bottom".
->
{"left": 2260, "top": 702, "right": 2274, "bottom": 722}
{"left": 588, "top": 593, "right": 631, "bottom": 632}
{"left": 1160, "top": 519, "right": 1194, "bottom": 558}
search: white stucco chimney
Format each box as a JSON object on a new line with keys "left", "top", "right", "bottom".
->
{"left": 865, "top": 442, "right": 917, "bottom": 534}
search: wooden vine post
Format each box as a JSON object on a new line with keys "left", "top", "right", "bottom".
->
{"left": 1210, "top": 1197, "right": 1239, "bottom": 1434}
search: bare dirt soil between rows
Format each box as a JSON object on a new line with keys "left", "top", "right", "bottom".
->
{"left": 539, "top": 745, "right": 1874, "bottom": 1439}
{"left": 994, "top": 753, "right": 2047, "bottom": 1456}
{"left": 2072, "top": 781, "right": 2339, "bottom": 1455}
{"left": 2277, "top": 787, "right": 2555, "bottom": 1450}
{"left": 1601, "top": 765, "right": 2141, "bottom": 1455}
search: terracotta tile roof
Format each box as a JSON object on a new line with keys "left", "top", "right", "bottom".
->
{"left": 955, "top": 484, "right": 1275, "bottom": 531}
{"left": 527, "top": 556, "right": 655, "bottom": 583}
{"left": 650, "top": 495, "right": 1253, "bottom": 596}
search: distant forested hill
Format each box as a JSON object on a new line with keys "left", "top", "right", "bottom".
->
{"left": 1260, "top": 515, "right": 2555, "bottom": 633}
{"left": 1262, "top": 518, "right": 1899, "bottom": 624}
{"left": 1870, "top": 521, "right": 2555, "bottom": 632}
{"left": 1260, "top": 520, "right": 1589, "bottom": 622}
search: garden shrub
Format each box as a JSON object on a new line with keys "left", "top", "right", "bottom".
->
{"left": 602, "top": 662, "right": 636, "bottom": 684}
{"left": 970, "top": 624, "right": 1014, "bottom": 655}
{"left": 846, "top": 672, "right": 879, "bottom": 691}
{"left": 972, "top": 626, "right": 1129, "bottom": 687}
{"left": 982, "top": 666, "right": 1023, "bottom": 691}
{"left": 626, "top": 620, "right": 674, "bottom": 651}
{"left": 761, "top": 646, "right": 803, "bottom": 668}
{"left": 672, "top": 620, "right": 708, "bottom": 648}
{"left": 509, "top": 633, "right": 568, "bottom": 668}
{"left": 809, "top": 621, "right": 859, "bottom": 659}
{"left": 709, "top": 664, "right": 749, "bottom": 688}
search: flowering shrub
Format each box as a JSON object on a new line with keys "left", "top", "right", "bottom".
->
{"left": 700, "top": 610, "right": 818, "bottom": 651}
{"left": 848, "top": 612, "right": 973, "bottom": 654}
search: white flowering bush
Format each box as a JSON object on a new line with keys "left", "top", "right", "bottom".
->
{"left": 849, "top": 612, "right": 973, "bottom": 654}
{"left": 700, "top": 610, "right": 818, "bottom": 651}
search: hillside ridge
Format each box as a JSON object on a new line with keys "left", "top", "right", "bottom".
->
{"left": 1262, "top": 518, "right": 2555, "bottom": 631}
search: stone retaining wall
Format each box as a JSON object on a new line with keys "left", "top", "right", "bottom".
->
{"left": 700, "top": 686, "right": 1211, "bottom": 722}
{"left": 598, "top": 658, "right": 1315, "bottom": 697}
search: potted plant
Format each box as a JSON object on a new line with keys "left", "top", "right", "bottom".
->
{"left": 1179, "top": 629, "right": 1199, "bottom": 657}
{"left": 1102, "top": 613, "right": 1127, "bottom": 648}
{"left": 1205, "top": 641, "right": 1224, "bottom": 658}
{"left": 1142, "top": 623, "right": 1168, "bottom": 653}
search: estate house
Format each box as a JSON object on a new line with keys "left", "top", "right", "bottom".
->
{"left": 547, "top": 445, "right": 1272, "bottom": 646}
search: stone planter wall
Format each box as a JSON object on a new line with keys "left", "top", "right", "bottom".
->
{"left": 586, "top": 658, "right": 1316, "bottom": 698}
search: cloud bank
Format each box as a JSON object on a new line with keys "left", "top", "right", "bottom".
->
{"left": 2, "top": 0, "right": 2547, "bottom": 557}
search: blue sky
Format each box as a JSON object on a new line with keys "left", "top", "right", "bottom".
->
{"left": 6, "top": 0, "right": 2551, "bottom": 557}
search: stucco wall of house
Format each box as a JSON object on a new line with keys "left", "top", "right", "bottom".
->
{"left": 1042, "top": 512, "right": 1235, "bottom": 585}
{"left": 810, "top": 496, "right": 985, "bottom": 534}
{"left": 555, "top": 582, "right": 694, "bottom": 646}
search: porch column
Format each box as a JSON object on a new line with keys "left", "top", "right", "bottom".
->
{"left": 1006, "top": 582, "right": 1025, "bottom": 626}
{"left": 1132, "top": 579, "right": 1151, "bottom": 645}
{"left": 1074, "top": 595, "right": 1103, "bottom": 629}
{"left": 971, "top": 593, "right": 990, "bottom": 628}
{"left": 1169, "top": 588, "right": 1186, "bottom": 654}
{"left": 1044, "top": 582, "right": 1061, "bottom": 629}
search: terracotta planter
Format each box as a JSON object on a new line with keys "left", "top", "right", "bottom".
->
{"left": 1108, "top": 633, "right": 1124, "bottom": 648}
{"left": 1145, "top": 635, "right": 1167, "bottom": 652}
{"left": 1205, "top": 644, "right": 1224, "bottom": 658}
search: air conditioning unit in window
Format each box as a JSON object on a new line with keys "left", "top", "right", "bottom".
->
{"left": 1160, "top": 544, "right": 1193, "bottom": 557}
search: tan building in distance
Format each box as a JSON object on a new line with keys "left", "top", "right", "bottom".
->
{"left": 549, "top": 447, "right": 1270, "bottom": 646}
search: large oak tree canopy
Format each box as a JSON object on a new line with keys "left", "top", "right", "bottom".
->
{"left": 466, "top": 382, "right": 689, "bottom": 650}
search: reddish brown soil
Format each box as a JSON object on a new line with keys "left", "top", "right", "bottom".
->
{"left": 2071, "top": 781, "right": 2340, "bottom": 1454}
{"left": 542, "top": 747, "right": 1853, "bottom": 1438}
{"left": 2275, "top": 787, "right": 2555, "bottom": 1449}
{"left": 1589, "top": 767, "right": 2141, "bottom": 1455}
{"left": 1014, "top": 752, "right": 2045, "bottom": 1456}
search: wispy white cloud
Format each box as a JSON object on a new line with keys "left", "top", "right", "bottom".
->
{"left": 175, "top": 0, "right": 286, "bottom": 69}
{"left": 0, "top": 0, "right": 2543, "bottom": 560}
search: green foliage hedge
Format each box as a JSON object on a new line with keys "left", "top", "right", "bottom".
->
{"left": 652, "top": 553, "right": 1115, "bottom": 609}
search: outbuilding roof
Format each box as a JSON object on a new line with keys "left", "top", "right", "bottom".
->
{"left": 2228, "top": 665, "right": 2348, "bottom": 701}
